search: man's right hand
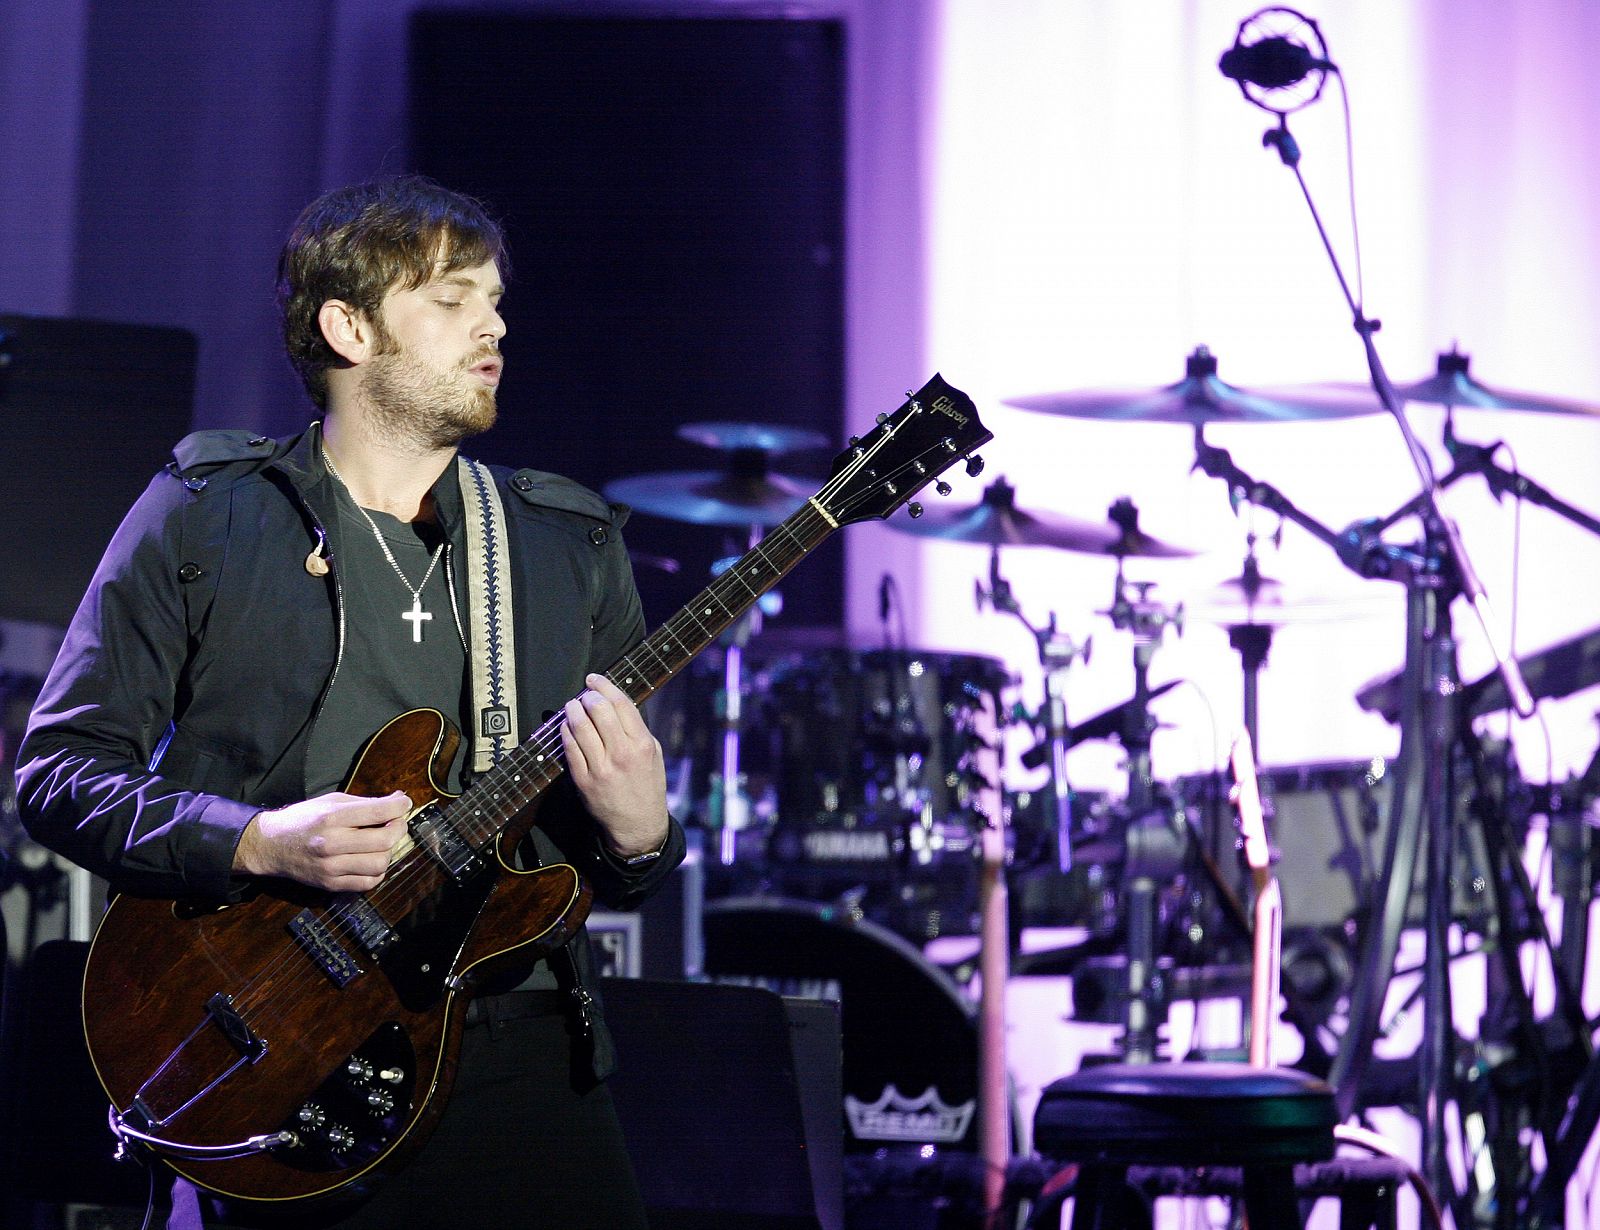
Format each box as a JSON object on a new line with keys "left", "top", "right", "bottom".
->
{"left": 233, "top": 791, "right": 413, "bottom": 891}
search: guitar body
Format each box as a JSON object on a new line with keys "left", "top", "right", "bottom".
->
{"left": 82, "top": 709, "right": 593, "bottom": 1203}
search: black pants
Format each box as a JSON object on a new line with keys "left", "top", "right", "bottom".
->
{"left": 169, "top": 996, "right": 648, "bottom": 1230}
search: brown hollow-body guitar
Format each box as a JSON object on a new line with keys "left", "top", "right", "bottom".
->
{"left": 81, "top": 375, "right": 991, "bottom": 1204}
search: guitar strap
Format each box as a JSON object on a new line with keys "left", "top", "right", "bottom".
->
{"left": 456, "top": 457, "right": 596, "bottom": 1042}
{"left": 456, "top": 457, "right": 520, "bottom": 773}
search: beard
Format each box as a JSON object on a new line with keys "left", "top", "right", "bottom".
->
{"left": 359, "top": 344, "right": 499, "bottom": 452}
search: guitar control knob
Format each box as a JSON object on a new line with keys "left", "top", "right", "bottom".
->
{"left": 297, "top": 1104, "right": 326, "bottom": 1129}
{"left": 326, "top": 1124, "right": 356, "bottom": 1151}
{"left": 345, "top": 1057, "right": 374, "bottom": 1082}
{"left": 366, "top": 1090, "right": 396, "bottom": 1115}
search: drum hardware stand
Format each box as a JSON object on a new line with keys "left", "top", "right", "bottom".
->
{"left": 1102, "top": 554, "right": 1187, "bottom": 1063}
{"left": 707, "top": 525, "right": 779, "bottom": 867}
{"left": 1190, "top": 436, "right": 1587, "bottom": 1227}
{"left": 975, "top": 544, "right": 1089, "bottom": 873}
{"left": 1221, "top": 47, "right": 1543, "bottom": 1217}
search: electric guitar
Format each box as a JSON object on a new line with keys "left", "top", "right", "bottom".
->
{"left": 80, "top": 375, "right": 991, "bottom": 1203}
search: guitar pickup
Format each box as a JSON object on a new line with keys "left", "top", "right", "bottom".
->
{"left": 339, "top": 896, "right": 399, "bottom": 957}
{"left": 409, "top": 806, "right": 486, "bottom": 886}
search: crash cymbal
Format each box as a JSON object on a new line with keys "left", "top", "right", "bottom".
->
{"left": 887, "top": 478, "right": 1195, "bottom": 557}
{"left": 1005, "top": 346, "right": 1381, "bottom": 425}
{"left": 604, "top": 469, "right": 812, "bottom": 527}
{"left": 1358, "top": 624, "right": 1600, "bottom": 723}
{"left": 677, "top": 422, "right": 832, "bottom": 453}
{"left": 1395, "top": 347, "right": 1600, "bottom": 416}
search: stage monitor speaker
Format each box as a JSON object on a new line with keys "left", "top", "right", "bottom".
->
{"left": 0, "top": 315, "right": 196, "bottom": 628}
{"left": 601, "top": 978, "right": 842, "bottom": 1230}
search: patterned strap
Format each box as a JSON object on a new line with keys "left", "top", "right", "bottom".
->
{"left": 457, "top": 457, "right": 519, "bottom": 772}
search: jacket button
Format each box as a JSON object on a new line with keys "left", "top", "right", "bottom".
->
{"left": 178, "top": 562, "right": 204, "bottom": 582}
{"left": 183, "top": 476, "right": 208, "bottom": 492}
{"left": 248, "top": 435, "right": 270, "bottom": 447}
{"left": 589, "top": 527, "right": 608, "bottom": 545}
{"left": 512, "top": 474, "right": 533, "bottom": 492}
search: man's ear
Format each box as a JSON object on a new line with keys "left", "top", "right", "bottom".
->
{"left": 318, "top": 299, "right": 378, "bottom": 365}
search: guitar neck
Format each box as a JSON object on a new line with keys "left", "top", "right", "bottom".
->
{"left": 606, "top": 500, "right": 836, "bottom": 706}
{"left": 444, "top": 500, "right": 838, "bottom": 847}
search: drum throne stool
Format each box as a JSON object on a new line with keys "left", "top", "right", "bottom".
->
{"left": 1026, "top": 733, "right": 1421, "bottom": 1230}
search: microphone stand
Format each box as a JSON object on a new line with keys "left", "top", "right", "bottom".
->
{"left": 1236, "top": 110, "right": 1535, "bottom": 1219}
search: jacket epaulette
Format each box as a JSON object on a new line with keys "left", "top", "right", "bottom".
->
{"left": 505, "top": 467, "right": 628, "bottom": 528}
{"left": 166, "top": 430, "right": 286, "bottom": 484}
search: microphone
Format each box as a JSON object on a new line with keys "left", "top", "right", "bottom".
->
{"left": 1217, "top": 7, "right": 1334, "bottom": 114}
{"left": 1218, "top": 35, "right": 1322, "bottom": 90}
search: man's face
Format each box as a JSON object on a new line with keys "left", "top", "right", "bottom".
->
{"left": 360, "top": 258, "right": 506, "bottom": 449}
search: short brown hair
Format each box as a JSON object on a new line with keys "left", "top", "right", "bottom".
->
{"left": 277, "top": 176, "right": 507, "bottom": 408}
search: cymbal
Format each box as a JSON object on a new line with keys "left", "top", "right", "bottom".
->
{"left": 604, "top": 469, "right": 812, "bottom": 527}
{"left": 1395, "top": 347, "right": 1600, "bottom": 416}
{"left": 1359, "top": 624, "right": 1600, "bottom": 723}
{"left": 677, "top": 421, "right": 832, "bottom": 453}
{"left": 1186, "top": 570, "right": 1391, "bottom": 627}
{"left": 887, "top": 478, "right": 1195, "bottom": 557}
{"left": 1005, "top": 346, "right": 1381, "bottom": 425}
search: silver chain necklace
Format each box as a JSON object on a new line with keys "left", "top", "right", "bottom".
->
{"left": 321, "top": 446, "right": 444, "bottom": 643}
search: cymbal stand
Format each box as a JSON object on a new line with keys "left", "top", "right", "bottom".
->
{"left": 1225, "top": 537, "right": 1275, "bottom": 760}
{"left": 1105, "top": 559, "right": 1184, "bottom": 1063}
{"left": 975, "top": 545, "right": 1089, "bottom": 872}
{"left": 710, "top": 523, "right": 769, "bottom": 867}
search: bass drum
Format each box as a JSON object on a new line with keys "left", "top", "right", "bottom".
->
{"left": 702, "top": 898, "right": 987, "bottom": 1155}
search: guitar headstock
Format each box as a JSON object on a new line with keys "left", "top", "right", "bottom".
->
{"left": 819, "top": 374, "right": 991, "bottom": 526}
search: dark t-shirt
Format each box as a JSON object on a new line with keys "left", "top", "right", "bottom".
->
{"left": 304, "top": 494, "right": 470, "bottom": 797}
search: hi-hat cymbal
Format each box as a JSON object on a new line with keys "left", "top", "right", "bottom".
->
{"left": 887, "top": 477, "right": 1195, "bottom": 557}
{"left": 677, "top": 422, "right": 832, "bottom": 453}
{"left": 1005, "top": 346, "right": 1381, "bottom": 425}
{"left": 1394, "top": 347, "right": 1600, "bottom": 416}
{"left": 605, "top": 469, "right": 812, "bottom": 527}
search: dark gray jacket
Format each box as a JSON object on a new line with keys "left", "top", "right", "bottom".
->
{"left": 15, "top": 422, "right": 684, "bottom": 1077}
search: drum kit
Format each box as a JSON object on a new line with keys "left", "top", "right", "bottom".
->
{"left": 606, "top": 346, "right": 1600, "bottom": 1218}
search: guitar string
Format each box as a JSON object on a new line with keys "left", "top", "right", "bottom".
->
{"left": 223, "top": 420, "right": 931, "bottom": 1037}
{"left": 224, "top": 417, "right": 939, "bottom": 1038}
{"left": 220, "top": 412, "right": 949, "bottom": 1038}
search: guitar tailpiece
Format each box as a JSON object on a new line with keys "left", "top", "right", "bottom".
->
{"left": 109, "top": 1106, "right": 293, "bottom": 1159}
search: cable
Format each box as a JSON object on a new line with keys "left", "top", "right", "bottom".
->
{"left": 1333, "top": 1123, "right": 1448, "bottom": 1228}
{"left": 1332, "top": 65, "right": 1365, "bottom": 313}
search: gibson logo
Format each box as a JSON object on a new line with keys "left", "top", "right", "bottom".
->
{"left": 931, "top": 395, "right": 968, "bottom": 426}
{"left": 845, "top": 1084, "right": 975, "bottom": 1144}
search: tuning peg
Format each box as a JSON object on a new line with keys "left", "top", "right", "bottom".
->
{"left": 907, "top": 502, "right": 924, "bottom": 518}
{"left": 877, "top": 412, "right": 889, "bottom": 424}
{"left": 964, "top": 454, "right": 985, "bottom": 478}
{"left": 936, "top": 480, "right": 953, "bottom": 497}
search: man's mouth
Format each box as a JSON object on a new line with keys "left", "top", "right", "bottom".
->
{"left": 471, "top": 358, "right": 503, "bottom": 387}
